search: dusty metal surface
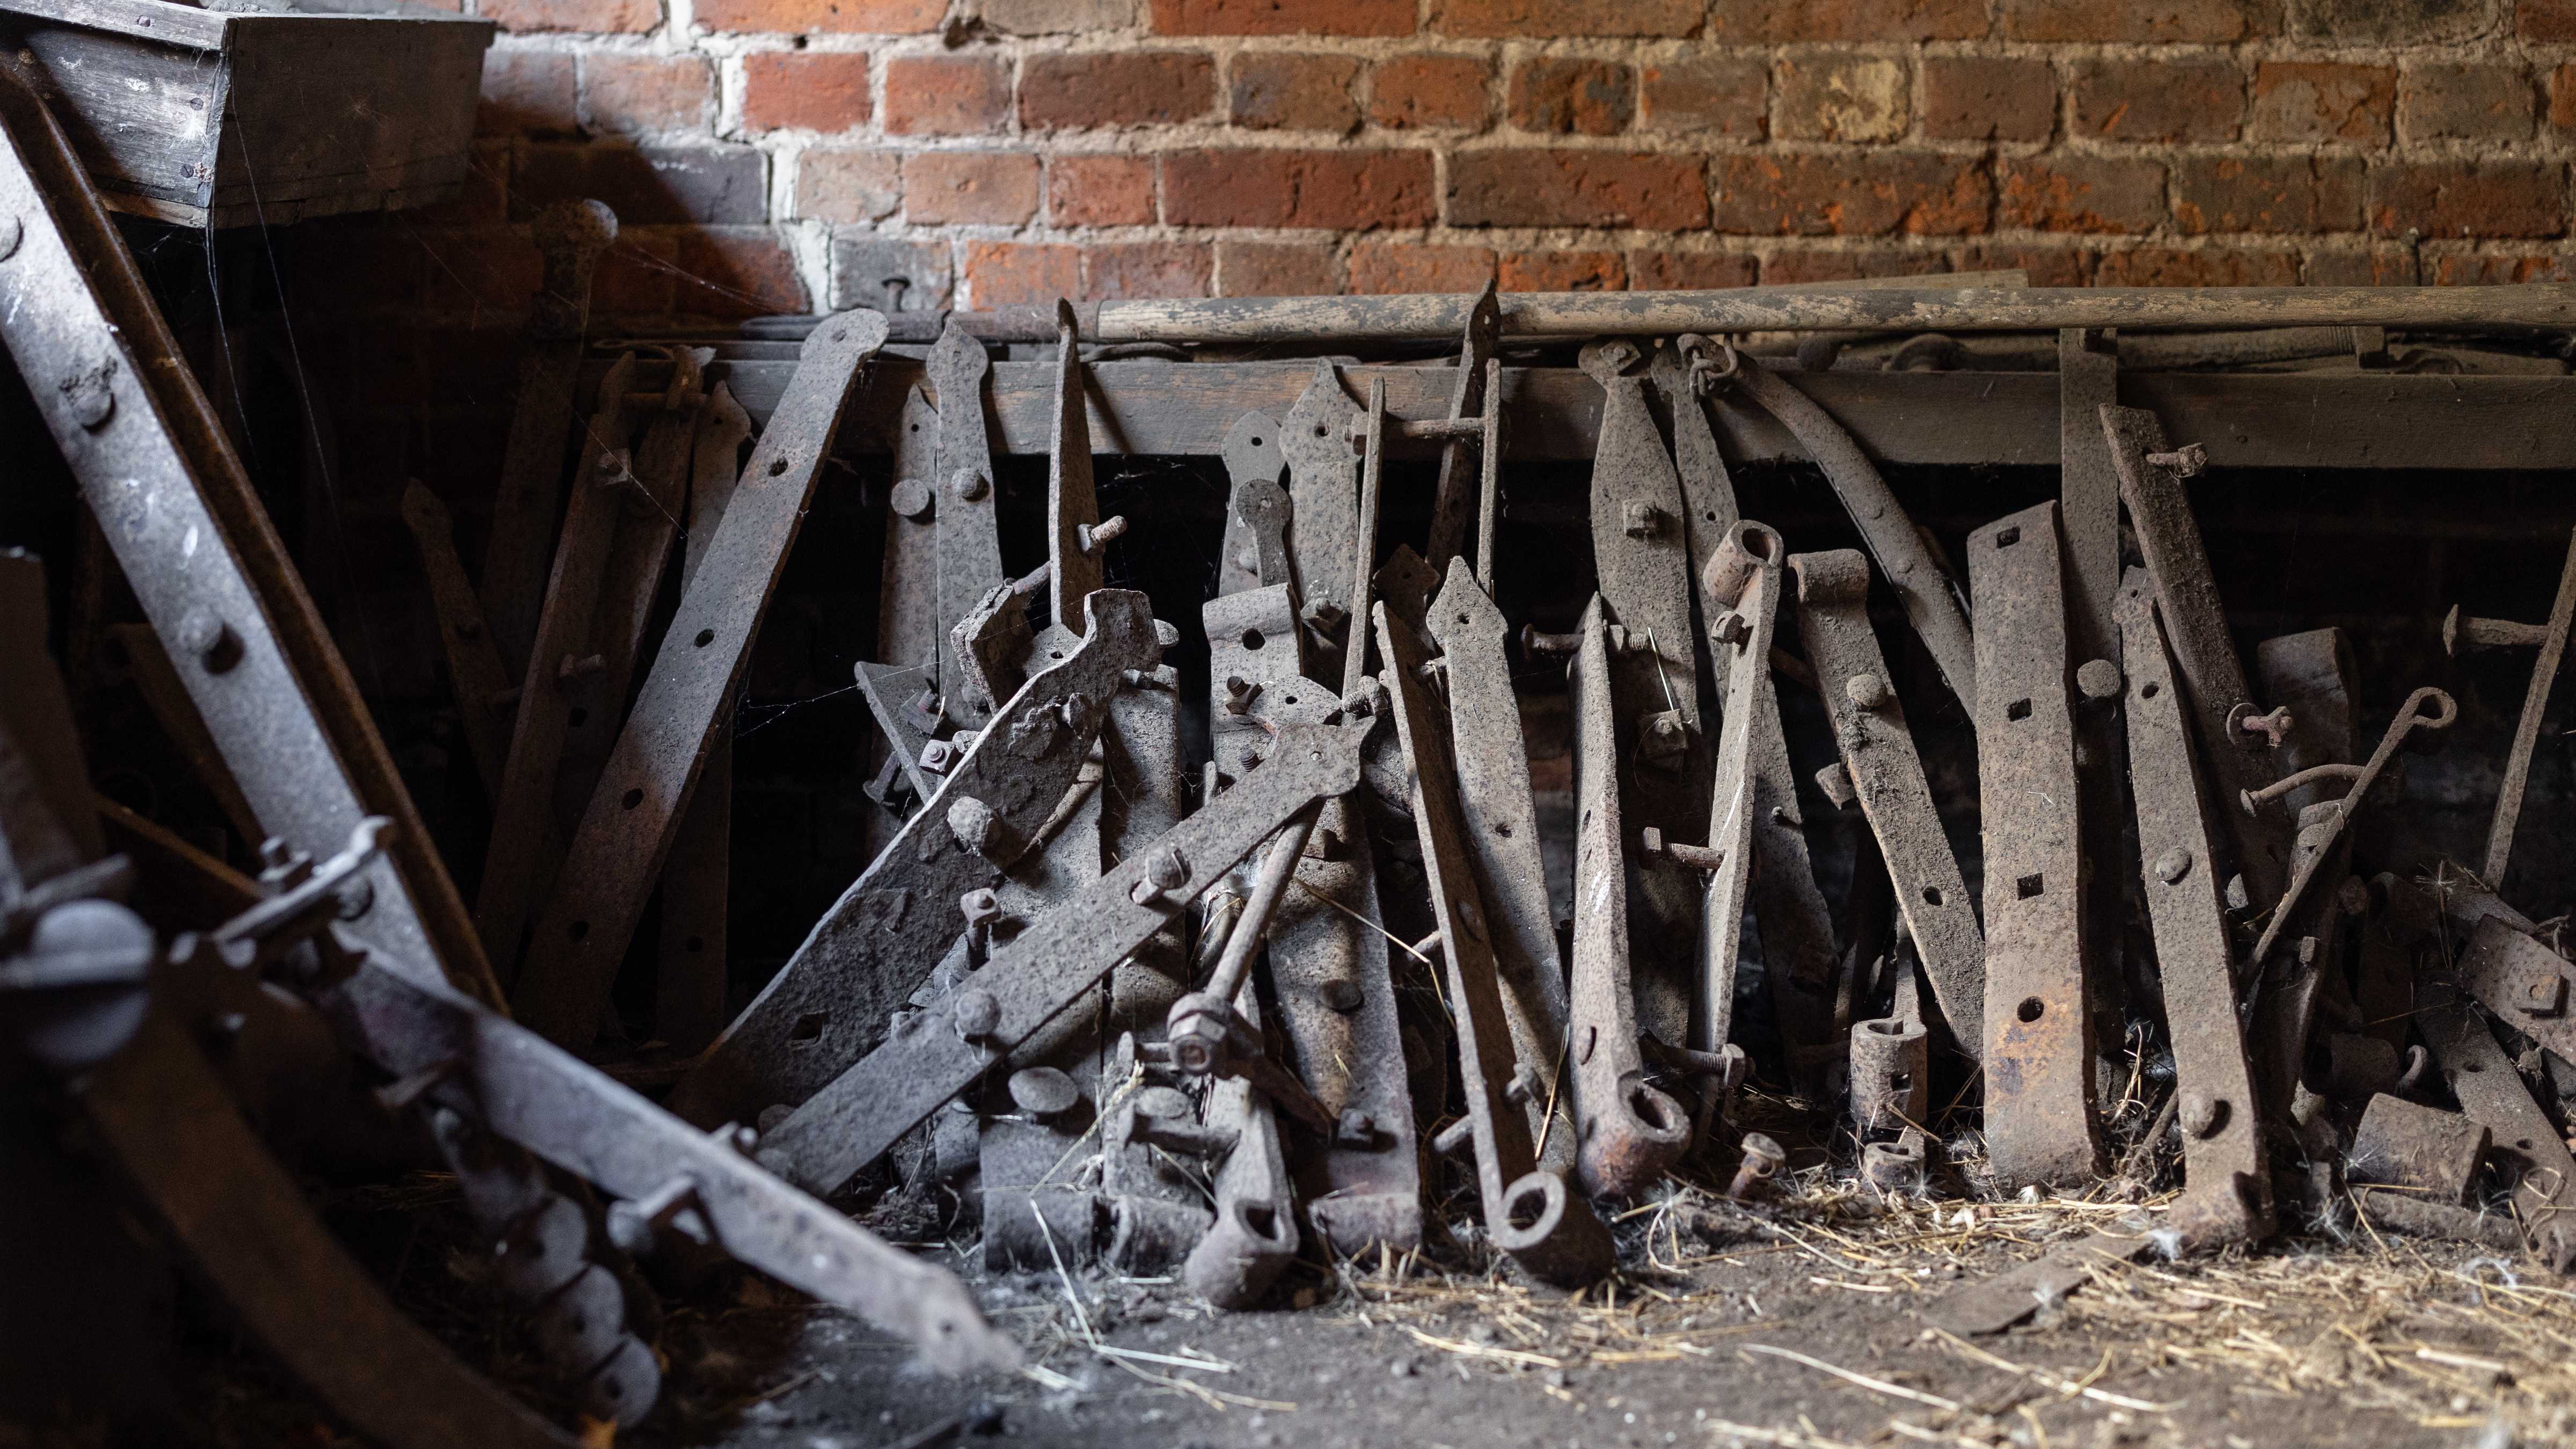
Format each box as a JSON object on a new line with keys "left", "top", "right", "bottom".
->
{"left": 2472, "top": 525, "right": 2576, "bottom": 892}
{"left": 1968, "top": 502, "right": 2100, "bottom": 1188}
{"left": 2412, "top": 949, "right": 2576, "bottom": 1271}
{"left": 515, "top": 313, "right": 885, "bottom": 1049}
{"left": 2348, "top": 1094, "right": 2487, "bottom": 1203}
{"left": 1280, "top": 363, "right": 1363, "bottom": 655}
{"left": 1791, "top": 549, "right": 1985, "bottom": 1056}
{"left": 1047, "top": 301, "right": 1102, "bottom": 636}
{"left": 1379, "top": 604, "right": 1608, "bottom": 1287}
{"left": 2116, "top": 572, "right": 2270, "bottom": 1246}
{"left": 929, "top": 321, "right": 1006, "bottom": 722}
{"left": 2455, "top": 917, "right": 2576, "bottom": 1100}
{"left": 753, "top": 713, "right": 1376, "bottom": 1195}
{"left": 2245, "top": 687, "right": 2454, "bottom": 967}
{"left": 878, "top": 384, "right": 943, "bottom": 672}
{"left": 1423, "top": 281, "right": 1500, "bottom": 576}
{"left": 670, "top": 590, "right": 1160, "bottom": 1130}
{"left": 1565, "top": 594, "right": 1692, "bottom": 1199}
{"left": 1218, "top": 409, "right": 1292, "bottom": 598}
{"left": 1848, "top": 1016, "right": 1927, "bottom": 1137}
{"left": 1925, "top": 1223, "right": 2162, "bottom": 1336}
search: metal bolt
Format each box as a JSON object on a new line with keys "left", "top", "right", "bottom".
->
{"left": 1007, "top": 1066, "right": 1080, "bottom": 1119}
{"left": 953, "top": 989, "right": 1001, "bottom": 1041}
{"left": 334, "top": 878, "right": 376, "bottom": 922}
{"left": 1304, "top": 599, "right": 1346, "bottom": 633}
{"left": 2234, "top": 704, "right": 2293, "bottom": 749}
{"left": 1320, "top": 978, "right": 1364, "bottom": 1014}
{"left": 2224, "top": 874, "right": 2251, "bottom": 911}
{"left": 2518, "top": 971, "right": 2566, "bottom": 1018}
{"left": 2154, "top": 848, "right": 2193, "bottom": 884}
{"left": 2179, "top": 1093, "right": 2225, "bottom": 1139}
{"left": 2146, "top": 443, "right": 2207, "bottom": 478}
{"left": 1861, "top": 1139, "right": 1923, "bottom": 1192}
{"left": 1728, "top": 1132, "right": 1787, "bottom": 1202}
{"left": 559, "top": 652, "right": 605, "bottom": 681}
{"left": 1710, "top": 611, "right": 1751, "bottom": 649}
{"left": 1454, "top": 896, "right": 1485, "bottom": 941}
{"left": 61, "top": 362, "right": 114, "bottom": 429}
{"left": 951, "top": 467, "right": 988, "bottom": 502}
{"left": 2076, "top": 658, "right": 2123, "bottom": 701}
{"left": 1622, "top": 500, "right": 1661, "bottom": 537}
{"left": 947, "top": 797, "right": 1000, "bottom": 858}
{"left": 177, "top": 607, "right": 232, "bottom": 668}
{"left": 889, "top": 479, "right": 932, "bottom": 519}
{"left": 1845, "top": 673, "right": 1891, "bottom": 710}
{"left": 1336, "top": 1109, "right": 1377, "bottom": 1148}
{"left": 1223, "top": 675, "right": 1257, "bottom": 715}
{"left": 0, "top": 214, "right": 20, "bottom": 261}
{"left": 1504, "top": 1065, "right": 1540, "bottom": 1107}
{"left": 1078, "top": 516, "right": 1128, "bottom": 553}
{"left": 1130, "top": 846, "right": 1189, "bottom": 904}
{"left": 918, "top": 739, "right": 956, "bottom": 775}
{"left": 960, "top": 888, "right": 1002, "bottom": 930}
{"left": 1651, "top": 715, "right": 1681, "bottom": 740}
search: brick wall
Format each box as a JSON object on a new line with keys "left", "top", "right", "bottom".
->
{"left": 384, "top": 0, "right": 2576, "bottom": 331}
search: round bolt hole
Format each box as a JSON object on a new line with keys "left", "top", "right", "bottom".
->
{"left": 621, "top": 788, "right": 643, "bottom": 809}
{"left": 2017, "top": 997, "right": 2045, "bottom": 1023}
{"left": 1240, "top": 628, "right": 1265, "bottom": 651}
{"left": 694, "top": 628, "right": 715, "bottom": 647}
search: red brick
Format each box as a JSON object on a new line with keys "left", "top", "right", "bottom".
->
{"left": 2527, "top": 0, "right": 2576, "bottom": 40}
{"left": 1433, "top": 0, "right": 1697, "bottom": 34}
{"left": 1082, "top": 241, "right": 1212, "bottom": 301}
{"left": 2001, "top": 0, "right": 2272, "bottom": 41}
{"left": 584, "top": 54, "right": 711, "bottom": 134}
{"left": 1996, "top": 156, "right": 2167, "bottom": 233}
{"left": 413, "top": 140, "right": 510, "bottom": 225}
{"left": 1217, "top": 241, "right": 1342, "bottom": 296}
{"left": 884, "top": 54, "right": 1011, "bottom": 135}
{"left": 675, "top": 227, "right": 808, "bottom": 319}
{"left": 2301, "top": 0, "right": 2484, "bottom": 43}
{"left": 1774, "top": 54, "right": 1909, "bottom": 143}
{"left": 1230, "top": 53, "right": 1362, "bottom": 132}
{"left": 964, "top": 241, "right": 1081, "bottom": 308}
{"left": 1151, "top": 0, "right": 1410, "bottom": 33}
{"left": 1714, "top": 152, "right": 1989, "bottom": 236}
{"left": 1949, "top": 243, "right": 2092, "bottom": 287}
{"left": 2072, "top": 57, "right": 2242, "bottom": 143}
{"left": 1164, "top": 149, "right": 1436, "bottom": 228}
{"left": 1451, "top": 150, "right": 1707, "bottom": 229}
{"left": 594, "top": 229, "right": 678, "bottom": 314}
{"left": 2301, "top": 244, "right": 2415, "bottom": 286}
{"left": 902, "top": 151, "right": 1042, "bottom": 225}
{"left": 1707, "top": 0, "right": 1985, "bottom": 41}
{"left": 2092, "top": 246, "right": 2299, "bottom": 287}
{"left": 1626, "top": 249, "right": 1757, "bottom": 290}
{"left": 1370, "top": 54, "right": 1490, "bottom": 131}
{"left": 480, "top": 0, "right": 656, "bottom": 33}
{"left": 696, "top": 0, "right": 941, "bottom": 31}
{"left": 1049, "top": 155, "right": 1157, "bottom": 225}
{"left": 742, "top": 52, "right": 871, "bottom": 133}
{"left": 2250, "top": 62, "right": 2393, "bottom": 145}
{"left": 2397, "top": 63, "right": 2533, "bottom": 145}
{"left": 416, "top": 226, "right": 541, "bottom": 319}
{"left": 1506, "top": 57, "right": 1633, "bottom": 135}
{"left": 1921, "top": 57, "right": 2053, "bottom": 142}
{"left": 480, "top": 49, "right": 576, "bottom": 135}
{"left": 795, "top": 149, "right": 901, "bottom": 222}
{"left": 1761, "top": 246, "right": 1951, "bottom": 285}
{"left": 2552, "top": 64, "right": 2576, "bottom": 134}
{"left": 1640, "top": 56, "right": 1765, "bottom": 138}
{"left": 2428, "top": 253, "right": 2575, "bottom": 286}
{"left": 2172, "top": 155, "right": 2361, "bottom": 235}
{"left": 1349, "top": 243, "right": 1494, "bottom": 294}
{"left": 1022, "top": 51, "right": 1216, "bottom": 129}
{"left": 2369, "top": 161, "right": 2565, "bottom": 239}
{"left": 1500, "top": 250, "right": 1624, "bottom": 291}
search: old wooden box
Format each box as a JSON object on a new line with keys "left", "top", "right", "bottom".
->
{"left": 0, "top": 0, "right": 493, "bottom": 228}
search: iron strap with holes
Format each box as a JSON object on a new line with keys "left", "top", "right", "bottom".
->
{"left": 512, "top": 313, "right": 886, "bottom": 1049}
{"left": 755, "top": 714, "right": 1378, "bottom": 1195}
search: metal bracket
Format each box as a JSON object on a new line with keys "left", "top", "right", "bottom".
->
{"left": 2468, "top": 526, "right": 2576, "bottom": 891}
{"left": 930, "top": 321, "right": 1007, "bottom": 724}
{"left": 1047, "top": 299, "right": 1102, "bottom": 635}
{"left": 1281, "top": 362, "right": 1364, "bottom": 665}
{"left": 1218, "top": 410, "right": 1294, "bottom": 597}
{"left": 2416, "top": 944, "right": 2576, "bottom": 1272}
{"left": 1424, "top": 279, "right": 1501, "bottom": 576}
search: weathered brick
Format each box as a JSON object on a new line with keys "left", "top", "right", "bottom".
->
{"left": 481, "top": 0, "right": 656, "bottom": 33}
{"left": 1049, "top": 155, "right": 1157, "bottom": 225}
{"left": 1775, "top": 54, "right": 1909, "bottom": 143}
{"left": 1164, "top": 149, "right": 1436, "bottom": 228}
{"left": 828, "top": 236, "right": 952, "bottom": 311}
{"left": 1230, "top": 53, "right": 1362, "bottom": 132}
{"left": 2397, "top": 63, "right": 2533, "bottom": 144}
{"left": 973, "top": 0, "right": 1133, "bottom": 33}
{"left": 413, "top": 141, "right": 510, "bottom": 225}
{"left": 1082, "top": 241, "right": 1212, "bottom": 299}
{"left": 884, "top": 54, "right": 1011, "bottom": 135}
{"left": 1921, "top": 57, "right": 2053, "bottom": 141}
{"left": 1150, "top": 0, "right": 1411, "bottom": 33}
{"left": 1349, "top": 243, "right": 1495, "bottom": 293}
{"left": 2001, "top": 0, "right": 2273, "bottom": 41}
{"left": 594, "top": 228, "right": 678, "bottom": 313}
{"left": 2250, "top": 62, "right": 2393, "bottom": 145}
{"left": 1714, "top": 152, "right": 1990, "bottom": 236}
{"left": 1950, "top": 243, "right": 2092, "bottom": 287}
{"left": 2172, "top": 155, "right": 2362, "bottom": 233}
{"left": 675, "top": 226, "right": 807, "bottom": 319}
{"left": 1451, "top": 150, "right": 1707, "bottom": 229}
{"left": 2428, "top": 252, "right": 2575, "bottom": 286}
{"left": 696, "top": 0, "right": 942, "bottom": 32}
{"left": 1500, "top": 250, "right": 1624, "bottom": 291}
{"left": 584, "top": 54, "right": 712, "bottom": 134}
{"left": 1996, "top": 155, "right": 2167, "bottom": 233}
{"left": 514, "top": 143, "right": 766, "bottom": 224}
{"left": 741, "top": 52, "right": 870, "bottom": 133}
{"left": 2528, "top": 0, "right": 2576, "bottom": 40}
{"left": 480, "top": 48, "right": 576, "bottom": 135}
{"left": 1370, "top": 54, "right": 1491, "bottom": 131}
{"left": 2094, "top": 246, "right": 2300, "bottom": 286}
{"left": 1507, "top": 57, "right": 1634, "bottom": 135}
{"left": 2301, "top": 243, "right": 2415, "bottom": 285}
{"left": 1707, "top": 0, "right": 1986, "bottom": 41}
{"left": 1762, "top": 245, "right": 1950, "bottom": 285}
{"left": 1217, "top": 240, "right": 1342, "bottom": 295}
{"left": 2072, "top": 57, "right": 2243, "bottom": 143}
{"left": 964, "top": 241, "right": 1081, "bottom": 308}
{"left": 2552, "top": 63, "right": 2576, "bottom": 134}
{"left": 795, "top": 148, "right": 902, "bottom": 222}
{"left": 1626, "top": 248, "right": 1757, "bottom": 290}
{"left": 1432, "top": 0, "right": 1699, "bottom": 35}
{"left": 2369, "top": 160, "right": 2565, "bottom": 239}
{"left": 902, "top": 152, "right": 1042, "bottom": 225}
{"left": 1022, "top": 51, "right": 1216, "bottom": 129}
{"left": 2293, "top": 0, "right": 2485, "bottom": 42}
{"left": 1640, "top": 56, "right": 1766, "bottom": 138}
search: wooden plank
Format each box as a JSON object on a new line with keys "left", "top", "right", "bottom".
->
{"left": 654, "top": 360, "right": 2576, "bottom": 472}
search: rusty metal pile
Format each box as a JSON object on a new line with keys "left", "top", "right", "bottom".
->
{"left": 10, "top": 47, "right": 2576, "bottom": 1435}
